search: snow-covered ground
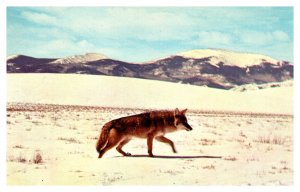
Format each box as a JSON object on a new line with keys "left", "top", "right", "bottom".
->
{"left": 6, "top": 103, "right": 293, "bottom": 185}
{"left": 7, "top": 74, "right": 293, "bottom": 114}
{"left": 6, "top": 74, "right": 293, "bottom": 185}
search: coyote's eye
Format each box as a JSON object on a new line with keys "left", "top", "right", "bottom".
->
{"left": 180, "top": 116, "right": 187, "bottom": 123}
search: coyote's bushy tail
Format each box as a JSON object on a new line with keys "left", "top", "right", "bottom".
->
{"left": 96, "top": 121, "right": 113, "bottom": 153}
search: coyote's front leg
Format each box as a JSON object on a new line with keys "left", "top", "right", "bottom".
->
{"left": 147, "top": 133, "right": 155, "bottom": 157}
{"left": 155, "top": 136, "right": 177, "bottom": 153}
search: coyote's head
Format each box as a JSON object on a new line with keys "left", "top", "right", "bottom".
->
{"left": 174, "top": 108, "right": 193, "bottom": 131}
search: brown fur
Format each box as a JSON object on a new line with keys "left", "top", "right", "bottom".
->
{"left": 96, "top": 108, "right": 193, "bottom": 158}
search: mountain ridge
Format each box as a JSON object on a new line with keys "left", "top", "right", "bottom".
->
{"left": 50, "top": 53, "right": 108, "bottom": 64}
{"left": 7, "top": 49, "right": 293, "bottom": 90}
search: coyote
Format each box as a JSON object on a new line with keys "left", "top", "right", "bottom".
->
{"left": 96, "top": 108, "right": 193, "bottom": 158}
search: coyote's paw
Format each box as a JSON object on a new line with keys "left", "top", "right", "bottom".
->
{"left": 125, "top": 152, "right": 131, "bottom": 156}
{"left": 148, "top": 153, "right": 154, "bottom": 157}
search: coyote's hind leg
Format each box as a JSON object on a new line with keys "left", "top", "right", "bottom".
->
{"left": 116, "top": 138, "right": 132, "bottom": 156}
{"left": 98, "top": 129, "right": 120, "bottom": 158}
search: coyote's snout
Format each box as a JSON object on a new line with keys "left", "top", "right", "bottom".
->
{"left": 96, "top": 108, "right": 193, "bottom": 158}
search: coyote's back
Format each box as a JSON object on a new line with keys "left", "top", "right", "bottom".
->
{"left": 96, "top": 108, "right": 193, "bottom": 158}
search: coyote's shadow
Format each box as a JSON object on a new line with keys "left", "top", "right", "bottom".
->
{"left": 115, "top": 155, "right": 222, "bottom": 159}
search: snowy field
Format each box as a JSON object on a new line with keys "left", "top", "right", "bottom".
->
{"left": 6, "top": 74, "right": 293, "bottom": 185}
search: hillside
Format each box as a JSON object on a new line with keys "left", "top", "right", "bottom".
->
{"left": 7, "top": 74, "right": 293, "bottom": 114}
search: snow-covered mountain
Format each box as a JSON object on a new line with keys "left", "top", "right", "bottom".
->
{"left": 50, "top": 53, "right": 108, "bottom": 64}
{"left": 230, "top": 80, "right": 293, "bottom": 92}
{"left": 176, "top": 49, "right": 279, "bottom": 68}
{"left": 7, "top": 49, "right": 293, "bottom": 89}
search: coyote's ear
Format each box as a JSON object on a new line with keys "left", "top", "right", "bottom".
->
{"left": 175, "top": 108, "right": 180, "bottom": 115}
{"left": 182, "top": 109, "right": 188, "bottom": 114}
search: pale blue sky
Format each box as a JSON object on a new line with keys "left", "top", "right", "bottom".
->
{"left": 7, "top": 7, "right": 293, "bottom": 62}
